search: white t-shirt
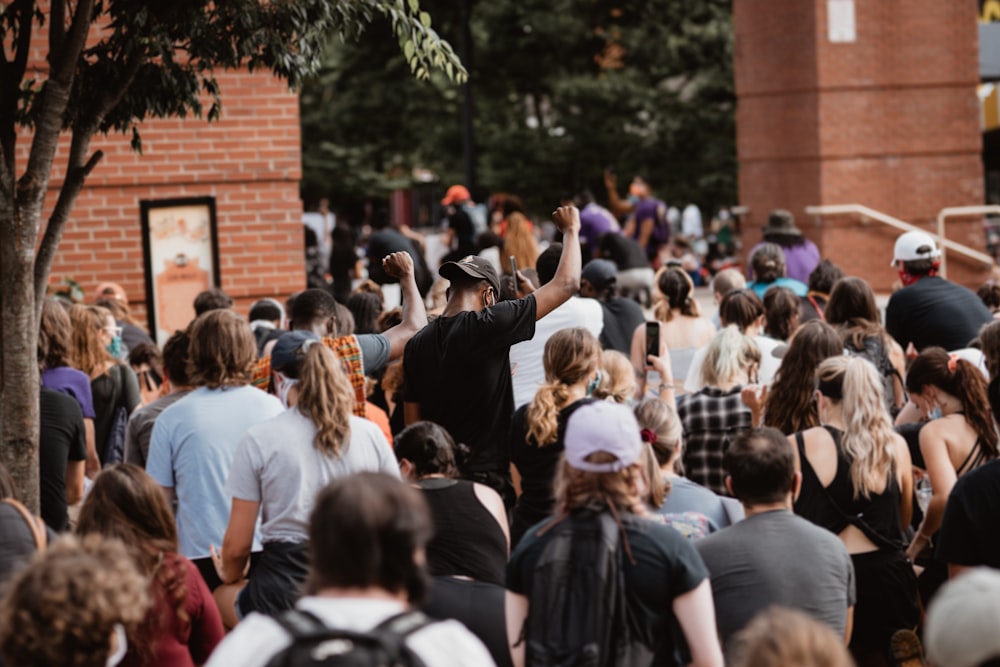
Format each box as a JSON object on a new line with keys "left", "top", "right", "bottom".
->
{"left": 147, "top": 386, "right": 284, "bottom": 558}
{"left": 205, "top": 596, "right": 496, "bottom": 667}
{"left": 683, "top": 335, "right": 782, "bottom": 393}
{"left": 509, "top": 297, "right": 604, "bottom": 408}
{"left": 226, "top": 411, "right": 400, "bottom": 544}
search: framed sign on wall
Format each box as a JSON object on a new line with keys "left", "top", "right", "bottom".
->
{"left": 140, "top": 197, "right": 221, "bottom": 346}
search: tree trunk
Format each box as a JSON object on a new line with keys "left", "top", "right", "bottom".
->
{"left": 0, "top": 199, "right": 40, "bottom": 511}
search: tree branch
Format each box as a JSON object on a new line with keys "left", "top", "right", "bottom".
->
{"left": 19, "top": 0, "right": 94, "bottom": 203}
{"left": 0, "top": 0, "right": 35, "bottom": 176}
{"left": 49, "top": 0, "right": 67, "bottom": 62}
{"left": 34, "top": 143, "right": 103, "bottom": 310}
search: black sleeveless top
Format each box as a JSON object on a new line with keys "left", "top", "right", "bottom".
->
{"left": 419, "top": 478, "right": 508, "bottom": 585}
{"left": 794, "top": 426, "right": 905, "bottom": 550}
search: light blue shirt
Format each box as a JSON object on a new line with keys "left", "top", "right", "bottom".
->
{"left": 147, "top": 385, "right": 283, "bottom": 558}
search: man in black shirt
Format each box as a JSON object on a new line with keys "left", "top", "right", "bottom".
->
{"left": 937, "top": 459, "right": 1000, "bottom": 576}
{"left": 404, "top": 206, "right": 583, "bottom": 504}
{"left": 39, "top": 388, "right": 87, "bottom": 531}
{"left": 885, "top": 231, "right": 992, "bottom": 352}
{"left": 578, "top": 259, "right": 645, "bottom": 354}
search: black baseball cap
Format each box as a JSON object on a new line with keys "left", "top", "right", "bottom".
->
{"left": 439, "top": 255, "right": 501, "bottom": 295}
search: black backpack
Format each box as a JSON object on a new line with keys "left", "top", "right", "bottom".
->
{"left": 846, "top": 336, "right": 902, "bottom": 414}
{"left": 523, "top": 509, "right": 655, "bottom": 667}
{"left": 264, "top": 609, "right": 433, "bottom": 667}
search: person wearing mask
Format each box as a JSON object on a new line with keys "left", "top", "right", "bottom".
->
{"left": 212, "top": 330, "right": 399, "bottom": 626}
{"left": 403, "top": 206, "right": 583, "bottom": 506}
{"left": 885, "top": 230, "right": 993, "bottom": 352}
{"left": 68, "top": 304, "right": 141, "bottom": 469}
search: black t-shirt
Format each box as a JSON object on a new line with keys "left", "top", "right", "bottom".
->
{"left": 446, "top": 209, "right": 477, "bottom": 256}
{"left": 403, "top": 296, "right": 537, "bottom": 473}
{"left": 507, "top": 510, "right": 709, "bottom": 666}
{"left": 937, "top": 459, "right": 1000, "bottom": 568}
{"left": 597, "top": 233, "right": 650, "bottom": 271}
{"left": 367, "top": 228, "right": 418, "bottom": 284}
{"left": 599, "top": 297, "right": 646, "bottom": 354}
{"left": 39, "top": 388, "right": 87, "bottom": 531}
{"left": 509, "top": 399, "right": 592, "bottom": 544}
{"left": 885, "top": 277, "right": 993, "bottom": 352}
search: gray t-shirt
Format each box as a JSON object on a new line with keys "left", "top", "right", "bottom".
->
{"left": 357, "top": 333, "right": 390, "bottom": 376}
{"left": 696, "top": 509, "right": 855, "bottom": 648}
{"left": 658, "top": 476, "right": 740, "bottom": 531}
{"left": 124, "top": 390, "right": 192, "bottom": 467}
{"left": 226, "top": 409, "right": 400, "bottom": 543}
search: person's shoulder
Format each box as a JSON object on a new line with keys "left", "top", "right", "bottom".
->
{"left": 348, "top": 414, "right": 384, "bottom": 438}
{"left": 204, "top": 612, "right": 288, "bottom": 667}
{"left": 408, "top": 617, "right": 496, "bottom": 666}
{"left": 40, "top": 387, "right": 79, "bottom": 413}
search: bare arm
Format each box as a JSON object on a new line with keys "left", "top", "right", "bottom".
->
{"left": 84, "top": 418, "right": 99, "bottom": 478}
{"left": 473, "top": 482, "right": 511, "bottom": 555}
{"left": 636, "top": 217, "right": 655, "bottom": 253}
{"left": 844, "top": 606, "right": 854, "bottom": 645}
{"left": 217, "top": 498, "right": 259, "bottom": 584}
{"left": 532, "top": 206, "right": 581, "bottom": 320}
{"left": 65, "top": 460, "right": 85, "bottom": 506}
{"left": 893, "top": 433, "right": 914, "bottom": 530}
{"left": 603, "top": 168, "right": 633, "bottom": 218}
{"left": 380, "top": 251, "right": 428, "bottom": 361}
{"left": 907, "top": 423, "right": 956, "bottom": 560}
{"left": 672, "top": 580, "right": 724, "bottom": 667}
{"left": 404, "top": 401, "right": 422, "bottom": 426}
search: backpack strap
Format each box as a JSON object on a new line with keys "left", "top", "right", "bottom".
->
{"left": 265, "top": 608, "right": 432, "bottom": 667}
{"left": 1, "top": 499, "right": 47, "bottom": 552}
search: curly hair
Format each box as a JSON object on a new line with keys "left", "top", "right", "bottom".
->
{"left": 654, "top": 267, "right": 700, "bottom": 322}
{"left": 764, "top": 321, "right": 843, "bottom": 435}
{"left": 526, "top": 328, "right": 601, "bottom": 446}
{"left": 0, "top": 534, "right": 149, "bottom": 667}
{"left": 39, "top": 298, "right": 75, "bottom": 370}
{"left": 69, "top": 304, "right": 114, "bottom": 379}
{"left": 76, "top": 464, "right": 187, "bottom": 664}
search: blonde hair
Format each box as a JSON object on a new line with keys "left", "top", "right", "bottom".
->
{"left": 526, "top": 328, "right": 601, "bottom": 446}
{"left": 69, "top": 304, "right": 113, "bottom": 378}
{"left": 729, "top": 606, "right": 854, "bottom": 667}
{"left": 595, "top": 350, "right": 636, "bottom": 403}
{"left": 699, "top": 325, "right": 761, "bottom": 388}
{"left": 502, "top": 211, "right": 539, "bottom": 272}
{"left": 817, "top": 356, "right": 898, "bottom": 499}
{"left": 634, "top": 398, "right": 683, "bottom": 470}
{"left": 296, "top": 344, "right": 356, "bottom": 457}
{"left": 639, "top": 442, "right": 667, "bottom": 508}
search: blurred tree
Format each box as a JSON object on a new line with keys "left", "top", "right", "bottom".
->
{"left": 0, "top": 0, "right": 464, "bottom": 508}
{"left": 302, "top": 0, "right": 735, "bottom": 218}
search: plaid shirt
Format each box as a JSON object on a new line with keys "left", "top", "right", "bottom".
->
{"left": 677, "top": 386, "right": 752, "bottom": 496}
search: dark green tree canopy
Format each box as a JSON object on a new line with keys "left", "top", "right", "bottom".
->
{"left": 301, "top": 0, "right": 734, "bottom": 217}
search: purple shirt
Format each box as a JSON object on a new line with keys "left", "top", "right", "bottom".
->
{"left": 578, "top": 203, "right": 619, "bottom": 256}
{"left": 746, "top": 239, "right": 821, "bottom": 284}
{"left": 42, "top": 366, "right": 96, "bottom": 419}
{"left": 631, "top": 198, "right": 670, "bottom": 256}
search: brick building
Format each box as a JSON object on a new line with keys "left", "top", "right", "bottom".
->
{"left": 27, "top": 71, "right": 305, "bottom": 330}
{"left": 733, "top": 1, "right": 988, "bottom": 290}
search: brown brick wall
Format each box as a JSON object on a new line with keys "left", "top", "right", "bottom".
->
{"left": 733, "top": 0, "right": 988, "bottom": 291}
{"left": 22, "top": 71, "right": 305, "bottom": 327}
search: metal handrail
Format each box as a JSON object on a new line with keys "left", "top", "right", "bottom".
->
{"left": 804, "top": 204, "right": 996, "bottom": 278}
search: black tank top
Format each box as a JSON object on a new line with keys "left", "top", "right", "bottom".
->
{"left": 419, "top": 478, "right": 508, "bottom": 585}
{"left": 794, "top": 426, "right": 905, "bottom": 550}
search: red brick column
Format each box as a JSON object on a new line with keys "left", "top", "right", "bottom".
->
{"left": 733, "top": 0, "right": 987, "bottom": 290}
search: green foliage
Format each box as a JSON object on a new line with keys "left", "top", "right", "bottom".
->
{"left": 301, "top": 0, "right": 735, "bottom": 216}
{"left": 3, "top": 0, "right": 465, "bottom": 148}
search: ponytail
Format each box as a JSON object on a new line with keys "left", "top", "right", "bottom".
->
{"left": 296, "top": 344, "right": 354, "bottom": 457}
{"left": 525, "top": 328, "right": 601, "bottom": 447}
{"left": 953, "top": 357, "right": 998, "bottom": 455}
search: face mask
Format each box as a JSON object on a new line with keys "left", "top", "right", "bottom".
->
{"left": 928, "top": 405, "right": 942, "bottom": 420}
{"left": 276, "top": 373, "right": 299, "bottom": 409}
{"left": 586, "top": 370, "right": 603, "bottom": 396}
{"left": 106, "top": 623, "right": 127, "bottom": 667}
{"left": 106, "top": 336, "right": 123, "bottom": 359}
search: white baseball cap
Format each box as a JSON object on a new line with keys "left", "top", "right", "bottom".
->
{"left": 925, "top": 568, "right": 1000, "bottom": 667}
{"left": 891, "top": 231, "right": 941, "bottom": 266}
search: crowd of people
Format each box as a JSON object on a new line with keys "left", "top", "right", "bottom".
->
{"left": 5, "top": 185, "right": 1000, "bottom": 667}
